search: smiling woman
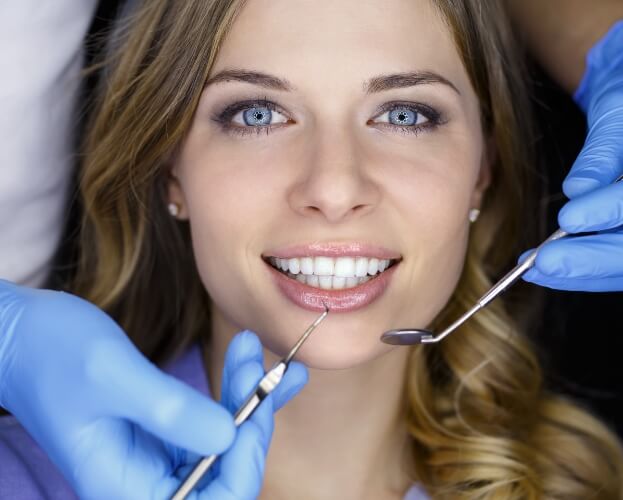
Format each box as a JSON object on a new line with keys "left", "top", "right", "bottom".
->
{"left": 73, "top": 0, "right": 623, "bottom": 498}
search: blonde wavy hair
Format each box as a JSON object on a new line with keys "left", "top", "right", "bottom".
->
{"left": 75, "top": 0, "right": 623, "bottom": 498}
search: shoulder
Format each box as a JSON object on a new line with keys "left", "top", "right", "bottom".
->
{"left": 0, "top": 416, "right": 76, "bottom": 499}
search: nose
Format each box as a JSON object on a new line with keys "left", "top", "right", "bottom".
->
{"left": 287, "top": 126, "right": 381, "bottom": 223}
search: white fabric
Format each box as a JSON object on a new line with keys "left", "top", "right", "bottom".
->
{"left": 0, "top": 1, "right": 96, "bottom": 286}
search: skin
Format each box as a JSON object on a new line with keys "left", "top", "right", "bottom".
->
{"left": 507, "top": 0, "right": 623, "bottom": 92}
{"left": 168, "top": 0, "right": 491, "bottom": 497}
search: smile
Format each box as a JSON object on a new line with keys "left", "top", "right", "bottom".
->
{"left": 265, "top": 256, "right": 399, "bottom": 290}
{"left": 262, "top": 243, "right": 401, "bottom": 312}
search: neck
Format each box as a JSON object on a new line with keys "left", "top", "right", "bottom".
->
{"left": 205, "top": 312, "right": 416, "bottom": 500}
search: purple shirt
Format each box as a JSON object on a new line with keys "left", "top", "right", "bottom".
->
{"left": 0, "top": 346, "right": 428, "bottom": 499}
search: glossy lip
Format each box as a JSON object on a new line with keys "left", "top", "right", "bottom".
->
{"left": 265, "top": 261, "right": 399, "bottom": 312}
{"left": 263, "top": 242, "right": 401, "bottom": 260}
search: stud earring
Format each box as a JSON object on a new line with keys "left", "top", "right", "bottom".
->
{"left": 469, "top": 208, "right": 480, "bottom": 223}
{"left": 168, "top": 202, "right": 180, "bottom": 217}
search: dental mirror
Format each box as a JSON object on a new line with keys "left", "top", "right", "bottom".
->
{"left": 381, "top": 173, "right": 623, "bottom": 346}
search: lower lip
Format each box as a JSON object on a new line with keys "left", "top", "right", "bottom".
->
{"left": 266, "top": 263, "right": 398, "bottom": 312}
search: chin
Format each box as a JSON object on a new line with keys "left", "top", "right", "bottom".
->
{"left": 260, "top": 320, "right": 398, "bottom": 370}
{"left": 292, "top": 344, "right": 396, "bottom": 370}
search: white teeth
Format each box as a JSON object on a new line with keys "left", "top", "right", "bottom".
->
{"left": 345, "top": 276, "right": 358, "bottom": 288}
{"left": 307, "top": 275, "right": 319, "bottom": 287}
{"left": 300, "top": 257, "right": 314, "bottom": 275}
{"left": 286, "top": 273, "right": 373, "bottom": 290}
{"left": 334, "top": 257, "right": 356, "bottom": 278}
{"left": 318, "top": 276, "right": 333, "bottom": 289}
{"left": 332, "top": 276, "right": 346, "bottom": 289}
{"left": 314, "top": 256, "right": 334, "bottom": 276}
{"left": 288, "top": 258, "right": 300, "bottom": 274}
{"left": 355, "top": 257, "right": 368, "bottom": 277}
{"left": 378, "top": 259, "right": 387, "bottom": 272}
{"left": 368, "top": 258, "right": 379, "bottom": 275}
{"left": 269, "top": 255, "right": 395, "bottom": 289}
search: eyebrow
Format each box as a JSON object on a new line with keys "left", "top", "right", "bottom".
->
{"left": 205, "top": 69, "right": 294, "bottom": 91}
{"left": 365, "top": 71, "right": 460, "bottom": 95}
{"left": 204, "top": 69, "right": 460, "bottom": 95}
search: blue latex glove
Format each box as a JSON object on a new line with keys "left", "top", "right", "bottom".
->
{"left": 522, "top": 21, "right": 623, "bottom": 292}
{"left": 0, "top": 279, "right": 307, "bottom": 499}
{"left": 173, "top": 330, "right": 308, "bottom": 498}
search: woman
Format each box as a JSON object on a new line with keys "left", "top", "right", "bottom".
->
{"left": 2, "top": 0, "right": 623, "bottom": 498}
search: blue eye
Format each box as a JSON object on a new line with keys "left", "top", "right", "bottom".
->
{"left": 389, "top": 107, "right": 417, "bottom": 125}
{"left": 242, "top": 106, "right": 273, "bottom": 126}
{"left": 212, "top": 99, "right": 290, "bottom": 137}
{"left": 375, "top": 105, "right": 431, "bottom": 128}
{"left": 231, "top": 103, "right": 288, "bottom": 128}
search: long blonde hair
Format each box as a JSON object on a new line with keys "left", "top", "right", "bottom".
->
{"left": 75, "top": 0, "right": 623, "bottom": 497}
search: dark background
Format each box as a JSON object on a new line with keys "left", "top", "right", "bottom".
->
{"left": 50, "top": 0, "right": 622, "bottom": 437}
{"left": 529, "top": 78, "right": 622, "bottom": 437}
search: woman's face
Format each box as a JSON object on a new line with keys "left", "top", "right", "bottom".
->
{"left": 170, "top": 0, "right": 490, "bottom": 369}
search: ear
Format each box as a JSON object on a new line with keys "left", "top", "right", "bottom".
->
{"left": 470, "top": 135, "right": 495, "bottom": 209}
{"left": 167, "top": 165, "right": 190, "bottom": 220}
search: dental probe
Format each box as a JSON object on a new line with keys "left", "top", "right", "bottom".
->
{"left": 381, "top": 173, "right": 623, "bottom": 346}
{"left": 170, "top": 305, "right": 330, "bottom": 500}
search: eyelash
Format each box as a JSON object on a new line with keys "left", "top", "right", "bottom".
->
{"left": 210, "top": 96, "right": 444, "bottom": 138}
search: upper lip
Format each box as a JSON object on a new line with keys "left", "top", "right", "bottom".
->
{"left": 262, "top": 242, "right": 402, "bottom": 260}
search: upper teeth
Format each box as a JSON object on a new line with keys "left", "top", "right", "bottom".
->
{"left": 269, "top": 256, "right": 392, "bottom": 277}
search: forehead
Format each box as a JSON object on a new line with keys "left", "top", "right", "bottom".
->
{"left": 211, "top": 0, "right": 472, "bottom": 97}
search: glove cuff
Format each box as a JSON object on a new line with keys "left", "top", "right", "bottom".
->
{"left": 574, "top": 20, "right": 623, "bottom": 112}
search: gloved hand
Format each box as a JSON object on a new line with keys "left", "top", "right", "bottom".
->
{"left": 0, "top": 279, "right": 307, "bottom": 499}
{"left": 173, "top": 330, "right": 307, "bottom": 498}
{"left": 522, "top": 21, "right": 623, "bottom": 292}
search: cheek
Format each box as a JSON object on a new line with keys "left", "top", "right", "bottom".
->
{"left": 175, "top": 137, "right": 289, "bottom": 325}
{"left": 378, "top": 134, "right": 482, "bottom": 324}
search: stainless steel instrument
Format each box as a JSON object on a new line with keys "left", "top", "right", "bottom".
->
{"left": 170, "top": 305, "right": 329, "bottom": 499}
{"left": 381, "top": 173, "right": 623, "bottom": 346}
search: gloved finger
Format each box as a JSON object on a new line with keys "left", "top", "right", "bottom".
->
{"left": 270, "top": 360, "right": 308, "bottom": 412}
{"left": 558, "top": 182, "right": 623, "bottom": 232}
{"left": 517, "top": 248, "right": 533, "bottom": 265}
{"left": 88, "top": 340, "right": 235, "bottom": 457}
{"left": 226, "top": 348, "right": 273, "bottom": 449}
{"left": 198, "top": 419, "right": 267, "bottom": 500}
{"left": 522, "top": 232, "right": 623, "bottom": 281}
{"left": 226, "top": 355, "right": 308, "bottom": 413}
{"left": 562, "top": 104, "right": 623, "bottom": 199}
{"left": 228, "top": 359, "right": 308, "bottom": 412}
{"left": 196, "top": 340, "right": 272, "bottom": 499}
{"left": 220, "top": 333, "right": 306, "bottom": 451}
{"left": 228, "top": 361, "right": 265, "bottom": 412}
{"left": 69, "top": 419, "right": 187, "bottom": 500}
{"left": 522, "top": 268, "right": 623, "bottom": 292}
{"left": 0, "top": 280, "right": 24, "bottom": 405}
{"left": 221, "top": 330, "right": 263, "bottom": 411}
{"left": 0, "top": 277, "right": 23, "bottom": 300}
{"left": 174, "top": 367, "right": 277, "bottom": 497}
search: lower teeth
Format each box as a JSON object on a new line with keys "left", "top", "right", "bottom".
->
{"left": 287, "top": 272, "right": 372, "bottom": 290}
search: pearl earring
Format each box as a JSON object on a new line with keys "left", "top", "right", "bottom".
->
{"left": 469, "top": 208, "right": 480, "bottom": 223}
{"left": 168, "top": 202, "right": 180, "bottom": 217}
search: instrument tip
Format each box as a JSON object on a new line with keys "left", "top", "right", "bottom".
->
{"left": 284, "top": 305, "right": 330, "bottom": 364}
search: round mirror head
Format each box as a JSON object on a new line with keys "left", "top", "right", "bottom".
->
{"left": 380, "top": 329, "right": 435, "bottom": 345}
